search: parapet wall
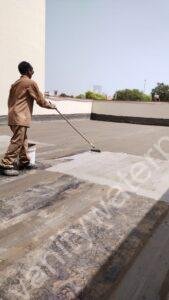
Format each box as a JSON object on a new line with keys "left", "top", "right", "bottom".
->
{"left": 0, "top": 98, "right": 92, "bottom": 124}
{"left": 33, "top": 97, "right": 92, "bottom": 115}
{"left": 91, "top": 101, "right": 169, "bottom": 126}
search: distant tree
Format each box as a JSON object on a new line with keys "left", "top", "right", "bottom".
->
{"left": 59, "top": 93, "right": 74, "bottom": 98}
{"left": 85, "top": 91, "right": 106, "bottom": 100}
{"left": 59, "top": 93, "right": 67, "bottom": 97}
{"left": 114, "top": 89, "right": 151, "bottom": 101}
{"left": 76, "top": 94, "right": 86, "bottom": 99}
{"left": 151, "top": 83, "right": 169, "bottom": 101}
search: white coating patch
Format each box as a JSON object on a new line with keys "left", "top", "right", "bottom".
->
{"left": 47, "top": 151, "right": 169, "bottom": 201}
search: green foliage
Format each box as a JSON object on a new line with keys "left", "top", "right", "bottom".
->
{"left": 60, "top": 93, "right": 68, "bottom": 97}
{"left": 76, "top": 94, "right": 86, "bottom": 99}
{"left": 114, "top": 89, "right": 151, "bottom": 102}
{"left": 60, "top": 93, "right": 74, "bottom": 98}
{"left": 151, "top": 83, "right": 169, "bottom": 101}
{"left": 85, "top": 91, "right": 106, "bottom": 100}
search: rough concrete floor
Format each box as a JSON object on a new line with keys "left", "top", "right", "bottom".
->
{"left": 1, "top": 119, "right": 169, "bottom": 299}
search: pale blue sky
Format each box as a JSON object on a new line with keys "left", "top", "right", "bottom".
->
{"left": 45, "top": 0, "right": 169, "bottom": 95}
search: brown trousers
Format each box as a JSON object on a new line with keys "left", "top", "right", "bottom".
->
{"left": 1, "top": 125, "right": 30, "bottom": 167}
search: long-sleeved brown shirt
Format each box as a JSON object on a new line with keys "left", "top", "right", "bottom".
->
{"left": 8, "top": 75, "right": 52, "bottom": 127}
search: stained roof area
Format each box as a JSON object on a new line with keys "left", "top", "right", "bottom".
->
{"left": 1, "top": 119, "right": 169, "bottom": 299}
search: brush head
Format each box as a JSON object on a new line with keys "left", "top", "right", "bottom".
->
{"left": 91, "top": 148, "right": 101, "bottom": 153}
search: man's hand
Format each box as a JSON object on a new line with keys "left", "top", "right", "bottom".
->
{"left": 49, "top": 101, "right": 56, "bottom": 109}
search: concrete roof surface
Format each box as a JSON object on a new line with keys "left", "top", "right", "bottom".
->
{"left": 1, "top": 119, "right": 169, "bottom": 299}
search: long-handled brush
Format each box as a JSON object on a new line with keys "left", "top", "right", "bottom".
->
{"left": 53, "top": 106, "right": 101, "bottom": 153}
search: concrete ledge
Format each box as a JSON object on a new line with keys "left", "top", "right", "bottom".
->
{"left": 0, "top": 116, "right": 7, "bottom": 125}
{"left": 32, "top": 113, "right": 90, "bottom": 121}
{"left": 91, "top": 113, "right": 169, "bottom": 126}
{"left": 0, "top": 114, "right": 90, "bottom": 125}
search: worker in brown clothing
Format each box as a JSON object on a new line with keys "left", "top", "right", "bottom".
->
{"left": 0, "top": 61, "right": 56, "bottom": 176}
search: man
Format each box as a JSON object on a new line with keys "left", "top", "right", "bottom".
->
{"left": 0, "top": 61, "right": 55, "bottom": 176}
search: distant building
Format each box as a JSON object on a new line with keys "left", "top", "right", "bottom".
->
{"left": 44, "top": 91, "right": 50, "bottom": 98}
{"left": 0, "top": 0, "right": 45, "bottom": 115}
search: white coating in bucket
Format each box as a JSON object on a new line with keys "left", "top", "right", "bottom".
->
{"left": 28, "top": 143, "right": 36, "bottom": 165}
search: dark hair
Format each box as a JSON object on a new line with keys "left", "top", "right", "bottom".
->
{"left": 18, "top": 61, "right": 33, "bottom": 75}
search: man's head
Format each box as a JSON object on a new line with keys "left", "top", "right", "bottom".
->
{"left": 18, "top": 61, "right": 34, "bottom": 78}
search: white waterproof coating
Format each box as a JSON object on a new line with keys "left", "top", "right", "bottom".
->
{"left": 48, "top": 151, "right": 169, "bottom": 201}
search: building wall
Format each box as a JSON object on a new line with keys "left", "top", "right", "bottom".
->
{"left": 0, "top": 0, "right": 45, "bottom": 115}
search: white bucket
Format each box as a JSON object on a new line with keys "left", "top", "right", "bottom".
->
{"left": 28, "top": 143, "right": 36, "bottom": 165}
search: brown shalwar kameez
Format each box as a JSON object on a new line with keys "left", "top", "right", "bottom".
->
{"left": 1, "top": 75, "right": 52, "bottom": 168}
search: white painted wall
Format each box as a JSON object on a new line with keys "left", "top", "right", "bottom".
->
{"left": 92, "top": 101, "right": 169, "bottom": 119}
{"left": 0, "top": 0, "right": 45, "bottom": 115}
{"left": 35, "top": 98, "right": 92, "bottom": 115}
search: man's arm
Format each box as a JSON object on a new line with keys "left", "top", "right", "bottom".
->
{"left": 28, "top": 81, "right": 55, "bottom": 109}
